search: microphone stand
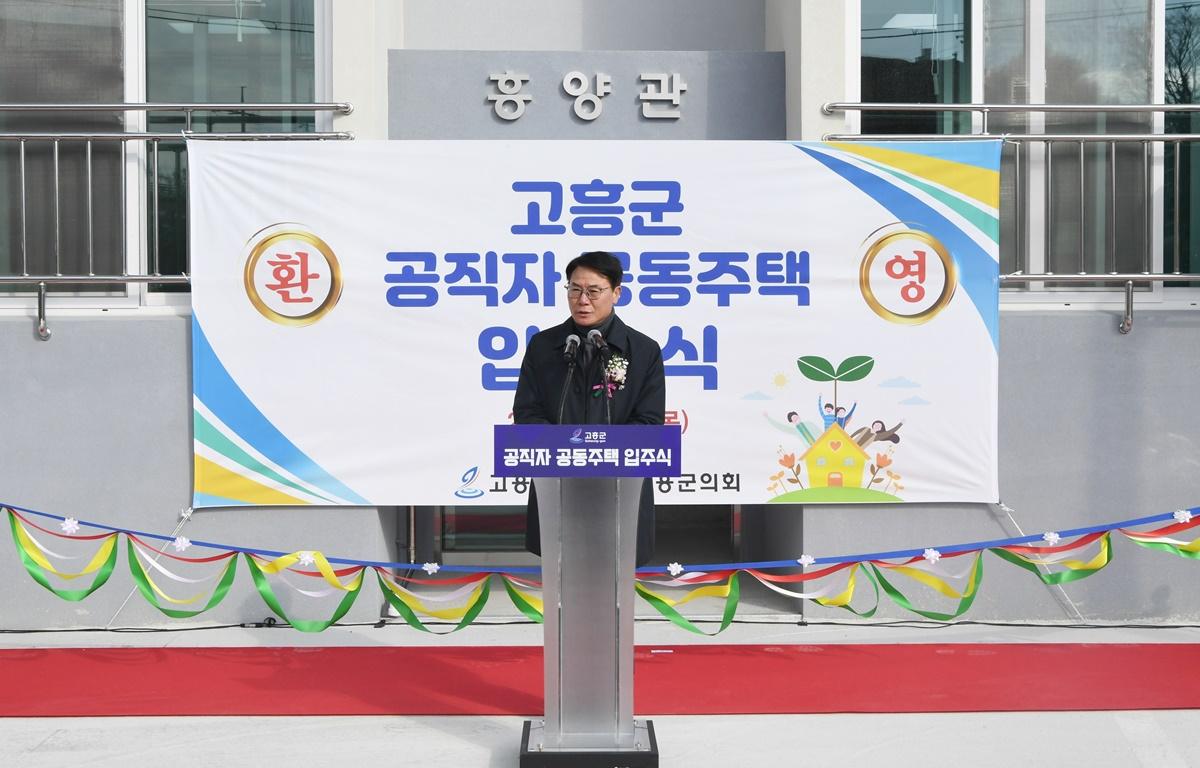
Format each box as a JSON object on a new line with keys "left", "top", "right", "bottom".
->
{"left": 600, "top": 346, "right": 613, "bottom": 426}
{"left": 586, "top": 329, "right": 614, "bottom": 426}
{"left": 556, "top": 349, "right": 579, "bottom": 425}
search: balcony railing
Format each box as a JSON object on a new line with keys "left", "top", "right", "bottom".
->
{"left": 823, "top": 102, "right": 1200, "bottom": 331}
{"left": 4, "top": 101, "right": 1197, "bottom": 337}
{"left": 0, "top": 102, "right": 353, "bottom": 338}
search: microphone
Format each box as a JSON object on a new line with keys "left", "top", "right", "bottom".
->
{"left": 587, "top": 329, "right": 609, "bottom": 355}
{"left": 562, "top": 334, "right": 581, "bottom": 362}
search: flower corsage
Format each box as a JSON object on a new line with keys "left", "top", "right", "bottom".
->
{"left": 592, "top": 353, "right": 629, "bottom": 399}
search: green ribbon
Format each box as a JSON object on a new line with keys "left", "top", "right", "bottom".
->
{"left": 375, "top": 570, "right": 491, "bottom": 633}
{"left": 1124, "top": 537, "right": 1200, "bottom": 560}
{"left": 989, "top": 534, "right": 1113, "bottom": 585}
{"left": 244, "top": 553, "right": 363, "bottom": 633}
{"left": 868, "top": 553, "right": 984, "bottom": 621}
{"left": 126, "top": 539, "right": 238, "bottom": 619}
{"left": 635, "top": 572, "right": 741, "bottom": 636}
{"left": 7, "top": 511, "right": 118, "bottom": 602}
{"left": 501, "top": 575, "right": 544, "bottom": 623}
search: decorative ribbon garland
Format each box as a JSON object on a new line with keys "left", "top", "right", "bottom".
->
{"left": 127, "top": 538, "right": 239, "bottom": 619}
{"left": 3, "top": 502, "right": 1196, "bottom": 634}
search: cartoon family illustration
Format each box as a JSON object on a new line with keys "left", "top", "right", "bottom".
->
{"left": 765, "top": 354, "right": 907, "bottom": 502}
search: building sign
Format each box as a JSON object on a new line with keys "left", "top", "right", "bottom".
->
{"left": 487, "top": 69, "right": 686, "bottom": 122}
{"left": 188, "top": 139, "right": 1002, "bottom": 508}
{"left": 388, "top": 50, "right": 784, "bottom": 139}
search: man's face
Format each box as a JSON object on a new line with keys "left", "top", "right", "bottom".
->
{"left": 567, "top": 265, "right": 621, "bottom": 327}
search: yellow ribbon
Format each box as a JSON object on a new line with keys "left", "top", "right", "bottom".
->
{"left": 814, "top": 564, "right": 861, "bottom": 608}
{"left": 1008, "top": 535, "right": 1110, "bottom": 570}
{"left": 884, "top": 557, "right": 982, "bottom": 600}
{"left": 253, "top": 551, "right": 361, "bottom": 591}
{"left": 139, "top": 569, "right": 210, "bottom": 605}
{"left": 636, "top": 575, "right": 734, "bottom": 608}
{"left": 13, "top": 520, "right": 116, "bottom": 580}
{"left": 379, "top": 574, "right": 487, "bottom": 620}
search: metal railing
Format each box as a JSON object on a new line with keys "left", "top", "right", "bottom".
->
{"left": 0, "top": 102, "right": 353, "bottom": 338}
{"left": 823, "top": 103, "right": 1200, "bottom": 332}
{"left": 5, "top": 101, "right": 1197, "bottom": 336}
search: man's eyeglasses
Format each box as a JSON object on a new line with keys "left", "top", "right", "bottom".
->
{"left": 565, "top": 285, "right": 611, "bottom": 301}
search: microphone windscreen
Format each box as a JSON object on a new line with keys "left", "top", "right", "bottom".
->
{"left": 562, "top": 334, "right": 581, "bottom": 361}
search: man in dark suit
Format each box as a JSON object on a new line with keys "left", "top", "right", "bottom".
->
{"left": 513, "top": 251, "right": 666, "bottom": 565}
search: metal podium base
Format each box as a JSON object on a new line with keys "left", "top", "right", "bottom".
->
{"left": 519, "top": 719, "right": 659, "bottom": 768}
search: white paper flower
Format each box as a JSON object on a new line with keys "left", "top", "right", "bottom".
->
{"left": 60, "top": 517, "right": 80, "bottom": 535}
{"left": 297, "top": 551, "right": 316, "bottom": 567}
{"left": 797, "top": 554, "right": 816, "bottom": 567}
{"left": 667, "top": 562, "right": 684, "bottom": 577}
{"left": 605, "top": 354, "right": 630, "bottom": 388}
{"left": 922, "top": 548, "right": 942, "bottom": 564}
{"left": 1042, "top": 531, "right": 1061, "bottom": 546}
{"left": 171, "top": 536, "right": 192, "bottom": 553}
{"left": 1175, "top": 509, "right": 1193, "bottom": 524}
{"left": 422, "top": 562, "right": 440, "bottom": 575}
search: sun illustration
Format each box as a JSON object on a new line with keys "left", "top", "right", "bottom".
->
{"left": 772, "top": 373, "right": 788, "bottom": 388}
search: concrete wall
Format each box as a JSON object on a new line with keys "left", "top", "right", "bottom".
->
{"left": 2, "top": 308, "right": 1197, "bottom": 627}
{"left": 335, "top": 0, "right": 856, "bottom": 140}
{"left": 0, "top": 315, "right": 398, "bottom": 629}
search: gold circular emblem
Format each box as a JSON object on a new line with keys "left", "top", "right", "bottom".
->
{"left": 243, "top": 229, "right": 343, "bottom": 326}
{"left": 859, "top": 229, "right": 957, "bottom": 325}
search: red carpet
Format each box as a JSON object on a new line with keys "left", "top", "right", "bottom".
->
{"left": 1, "top": 644, "right": 1197, "bottom": 717}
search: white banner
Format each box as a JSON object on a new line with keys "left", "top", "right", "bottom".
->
{"left": 188, "top": 139, "right": 1000, "bottom": 507}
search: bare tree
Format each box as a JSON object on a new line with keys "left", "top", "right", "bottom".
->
{"left": 1167, "top": 5, "right": 1200, "bottom": 105}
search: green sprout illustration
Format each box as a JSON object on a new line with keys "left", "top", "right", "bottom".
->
{"left": 796, "top": 355, "right": 875, "bottom": 410}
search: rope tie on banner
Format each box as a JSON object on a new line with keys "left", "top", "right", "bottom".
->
{"left": 2, "top": 501, "right": 1197, "bottom": 634}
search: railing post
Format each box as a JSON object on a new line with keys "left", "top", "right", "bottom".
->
{"left": 1120, "top": 280, "right": 1134, "bottom": 335}
{"left": 36, "top": 282, "right": 51, "bottom": 341}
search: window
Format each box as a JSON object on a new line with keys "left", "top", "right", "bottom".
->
{"left": 861, "top": 1, "right": 972, "bottom": 134}
{"left": 146, "top": 0, "right": 317, "bottom": 288}
{"left": 1166, "top": 2, "right": 1200, "bottom": 286}
{"left": 0, "top": 1, "right": 125, "bottom": 292}
{"left": 443, "top": 505, "right": 526, "bottom": 552}
{"left": 984, "top": 1, "right": 1156, "bottom": 282}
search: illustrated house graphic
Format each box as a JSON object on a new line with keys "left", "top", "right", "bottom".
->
{"left": 801, "top": 424, "right": 869, "bottom": 488}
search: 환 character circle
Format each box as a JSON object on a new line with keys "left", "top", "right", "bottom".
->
{"left": 243, "top": 228, "right": 343, "bottom": 326}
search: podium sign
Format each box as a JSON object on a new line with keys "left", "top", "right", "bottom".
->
{"left": 494, "top": 424, "right": 682, "bottom": 477}
{"left": 497, "top": 425, "right": 679, "bottom": 768}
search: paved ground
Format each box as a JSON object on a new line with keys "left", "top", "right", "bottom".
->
{"left": 2, "top": 710, "right": 1198, "bottom": 768}
{"left": 1, "top": 623, "right": 1197, "bottom": 767}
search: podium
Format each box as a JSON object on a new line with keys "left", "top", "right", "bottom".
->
{"left": 494, "top": 424, "right": 682, "bottom": 768}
